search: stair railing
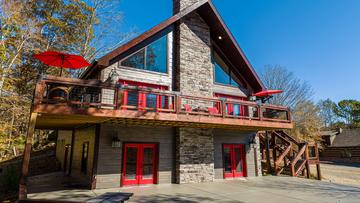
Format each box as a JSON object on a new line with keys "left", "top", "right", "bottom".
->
{"left": 260, "top": 130, "right": 319, "bottom": 179}
{"left": 272, "top": 131, "right": 292, "bottom": 175}
{"left": 290, "top": 143, "right": 308, "bottom": 176}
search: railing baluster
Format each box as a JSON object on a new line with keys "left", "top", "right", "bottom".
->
{"left": 113, "top": 88, "right": 118, "bottom": 110}
{"left": 287, "top": 109, "right": 292, "bottom": 122}
{"left": 305, "top": 144, "right": 310, "bottom": 178}
{"left": 258, "top": 105, "right": 263, "bottom": 121}
{"left": 33, "top": 81, "right": 46, "bottom": 107}
{"left": 176, "top": 94, "right": 182, "bottom": 114}
{"left": 222, "top": 100, "right": 226, "bottom": 118}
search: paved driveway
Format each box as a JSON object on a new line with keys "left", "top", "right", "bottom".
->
{"left": 29, "top": 176, "right": 360, "bottom": 203}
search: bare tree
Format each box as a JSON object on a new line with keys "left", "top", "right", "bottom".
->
{"left": 261, "top": 65, "right": 321, "bottom": 142}
{"left": 77, "top": 0, "right": 137, "bottom": 61}
{"left": 260, "top": 65, "right": 314, "bottom": 109}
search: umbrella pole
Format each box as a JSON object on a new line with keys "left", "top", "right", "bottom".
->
{"left": 60, "top": 54, "right": 65, "bottom": 77}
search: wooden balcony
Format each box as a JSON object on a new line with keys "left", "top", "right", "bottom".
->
{"left": 32, "top": 76, "right": 294, "bottom": 130}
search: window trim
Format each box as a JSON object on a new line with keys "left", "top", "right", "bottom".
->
{"left": 119, "top": 34, "right": 169, "bottom": 74}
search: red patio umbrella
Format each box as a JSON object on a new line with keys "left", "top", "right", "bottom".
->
{"left": 34, "top": 51, "right": 91, "bottom": 76}
{"left": 253, "top": 90, "right": 283, "bottom": 97}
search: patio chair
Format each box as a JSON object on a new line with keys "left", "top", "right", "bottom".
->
{"left": 208, "top": 107, "right": 219, "bottom": 115}
{"left": 184, "top": 104, "right": 192, "bottom": 112}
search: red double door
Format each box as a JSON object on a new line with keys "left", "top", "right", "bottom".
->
{"left": 223, "top": 144, "right": 247, "bottom": 178}
{"left": 122, "top": 143, "right": 158, "bottom": 186}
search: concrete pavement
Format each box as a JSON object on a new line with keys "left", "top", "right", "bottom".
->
{"left": 28, "top": 176, "right": 360, "bottom": 203}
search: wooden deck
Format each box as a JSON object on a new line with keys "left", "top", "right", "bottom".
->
{"left": 32, "top": 76, "right": 294, "bottom": 130}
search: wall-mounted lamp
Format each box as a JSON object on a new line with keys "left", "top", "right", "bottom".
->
{"left": 111, "top": 137, "right": 121, "bottom": 148}
{"left": 248, "top": 96, "right": 256, "bottom": 102}
{"left": 249, "top": 134, "right": 257, "bottom": 148}
{"left": 108, "top": 67, "right": 120, "bottom": 84}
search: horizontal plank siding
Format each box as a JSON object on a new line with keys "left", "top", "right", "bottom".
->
{"left": 56, "top": 131, "right": 72, "bottom": 173}
{"left": 95, "top": 124, "right": 175, "bottom": 189}
{"left": 320, "top": 146, "right": 360, "bottom": 163}
{"left": 71, "top": 126, "right": 96, "bottom": 187}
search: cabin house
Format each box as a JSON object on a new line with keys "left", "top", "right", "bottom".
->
{"left": 320, "top": 128, "right": 360, "bottom": 163}
{"left": 19, "top": 0, "right": 296, "bottom": 199}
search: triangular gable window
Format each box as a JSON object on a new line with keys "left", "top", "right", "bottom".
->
{"left": 120, "top": 35, "right": 168, "bottom": 73}
{"left": 213, "top": 52, "right": 241, "bottom": 87}
{"left": 121, "top": 49, "right": 145, "bottom": 69}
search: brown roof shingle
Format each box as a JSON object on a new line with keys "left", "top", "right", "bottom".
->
{"left": 331, "top": 129, "right": 360, "bottom": 147}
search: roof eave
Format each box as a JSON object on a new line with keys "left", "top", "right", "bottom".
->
{"left": 82, "top": 0, "right": 266, "bottom": 92}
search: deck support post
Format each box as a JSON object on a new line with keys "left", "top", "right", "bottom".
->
{"left": 316, "top": 163, "right": 321, "bottom": 180}
{"left": 265, "top": 131, "right": 272, "bottom": 173}
{"left": 91, "top": 124, "right": 101, "bottom": 189}
{"left": 271, "top": 134, "right": 277, "bottom": 174}
{"left": 305, "top": 144, "right": 310, "bottom": 179}
{"left": 19, "top": 112, "right": 38, "bottom": 200}
{"left": 68, "top": 129, "right": 75, "bottom": 175}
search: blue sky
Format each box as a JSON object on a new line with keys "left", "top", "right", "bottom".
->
{"left": 116, "top": 0, "right": 360, "bottom": 102}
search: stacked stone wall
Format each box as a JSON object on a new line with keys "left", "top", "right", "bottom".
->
{"left": 174, "top": 2, "right": 215, "bottom": 183}
{"left": 176, "top": 128, "right": 214, "bottom": 183}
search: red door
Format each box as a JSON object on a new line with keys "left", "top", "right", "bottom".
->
{"left": 223, "top": 144, "right": 247, "bottom": 178}
{"left": 122, "top": 143, "right": 158, "bottom": 186}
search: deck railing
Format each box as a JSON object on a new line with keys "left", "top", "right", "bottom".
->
{"left": 34, "top": 76, "right": 292, "bottom": 123}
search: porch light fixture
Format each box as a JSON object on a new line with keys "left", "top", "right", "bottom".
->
{"left": 249, "top": 134, "right": 257, "bottom": 148}
{"left": 111, "top": 137, "right": 121, "bottom": 148}
{"left": 248, "top": 96, "right": 256, "bottom": 102}
{"left": 108, "top": 67, "right": 120, "bottom": 84}
{"left": 218, "top": 36, "right": 222, "bottom": 40}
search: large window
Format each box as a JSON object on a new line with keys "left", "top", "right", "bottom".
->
{"left": 213, "top": 52, "right": 241, "bottom": 87}
{"left": 120, "top": 35, "right": 168, "bottom": 73}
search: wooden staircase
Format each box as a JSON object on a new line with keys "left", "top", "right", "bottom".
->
{"left": 259, "top": 130, "right": 321, "bottom": 180}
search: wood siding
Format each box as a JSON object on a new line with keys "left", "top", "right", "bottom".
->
{"left": 213, "top": 84, "right": 249, "bottom": 98}
{"left": 71, "top": 126, "right": 96, "bottom": 186}
{"left": 56, "top": 130, "right": 72, "bottom": 173}
{"left": 95, "top": 124, "right": 175, "bottom": 189}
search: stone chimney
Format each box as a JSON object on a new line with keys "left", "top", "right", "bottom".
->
{"left": 173, "top": 0, "right": 215, "bottom": 185}
{"left": 173, "top": 0, "right": 212, "bottom": 97}
{"left": 173, "top": 0, "right": 203, "bottom": 14}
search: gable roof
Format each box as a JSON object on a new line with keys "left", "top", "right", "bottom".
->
{"left": 81, "top": 0, "right": 265, "bottom": 92}
{"left": 331, "top": 129, "right": 360, "bottom": 147}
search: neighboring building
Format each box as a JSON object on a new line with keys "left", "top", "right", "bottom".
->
{"left": 20, "top": 0, "right": 295, "bottom": 198}
{"left": 320, "top": 128, "right": 342, "bottom": 147}
{"left": 320, "top": 128, "right": 360, "bottom": 163}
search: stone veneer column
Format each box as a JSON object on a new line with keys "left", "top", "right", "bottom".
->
{"left": 173, "top": 0, "right": 215, "bottom": 183}
{"left": 173, "top": 0, "right": 202, "bottom": 13}
{"left": 176, "top": 128, "right": 214, "bottom": 183}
